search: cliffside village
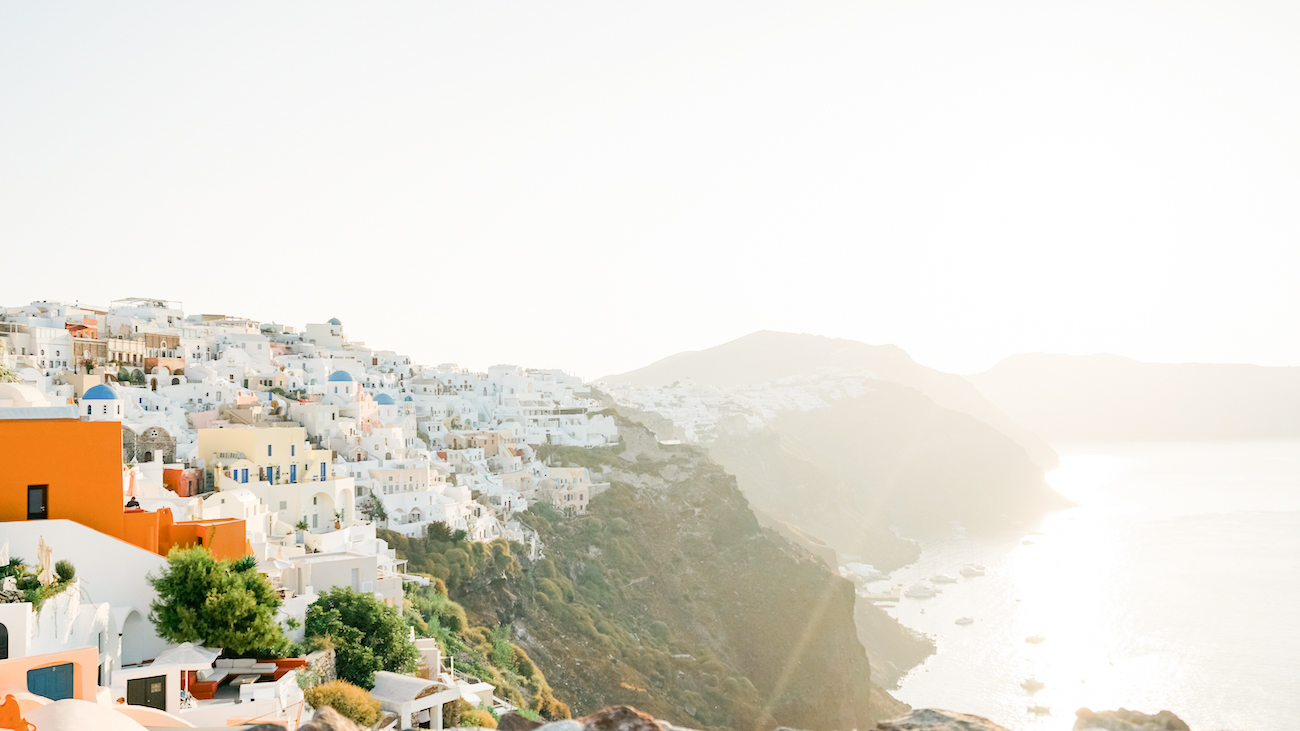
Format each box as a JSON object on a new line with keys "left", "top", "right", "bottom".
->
{"left": 0, "top": 298, "right": 618, "bottom": 729}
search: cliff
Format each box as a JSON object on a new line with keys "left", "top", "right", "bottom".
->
{"left": 707, "top": 382, "right": 1071, "bottom": 568}
{"left": 438, "top": 417, "right": 908, "bottom": 731}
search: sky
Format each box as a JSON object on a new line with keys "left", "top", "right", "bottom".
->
{"left": 2, "top": 2, "right": 1299, "bottom": 379}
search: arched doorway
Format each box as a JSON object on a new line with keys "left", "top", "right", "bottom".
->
{"left": 0, "top": 622, "right": 8, "bottom": 660}
{"left": 121, "top": 610, "right": 145, "bottom": 667}
{"left": 311, "top": 492, "right": 337, "bottom": 531}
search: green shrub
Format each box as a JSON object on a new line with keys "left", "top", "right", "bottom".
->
{"left": 303, "top": 680, "right": 381, "bottom": 727}
{"left": 54, "top": 560, "right": 75, "bottom": 582}
{"left": 460, "top": 702, "right": 498, "bottom": 729}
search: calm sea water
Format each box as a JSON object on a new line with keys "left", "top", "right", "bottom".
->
{"left": 878, "top": 442, "right": 1300, "bottom": 731}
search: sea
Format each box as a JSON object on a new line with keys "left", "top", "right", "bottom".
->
{"left": 868, "top": 442, "right": 1300, "bottom": 731}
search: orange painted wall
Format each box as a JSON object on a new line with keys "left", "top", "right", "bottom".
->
{"left": 0, "top": 419, "right": 126, "bottom": 538}
{"left": 1, "top": 418, "right": 249, "bottom": 561}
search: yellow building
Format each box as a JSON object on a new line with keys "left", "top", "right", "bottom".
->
{"left": 197, "top": 425, "right": 331, "bottom": 486}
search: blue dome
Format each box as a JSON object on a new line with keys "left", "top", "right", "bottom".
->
{"left": 328, "top": 371, "right": 354, "bottom": 382}
{"left": 404, "top": 395, "right": 414, "bottom": 401}
{"left": 327, "top": 318, "right": 342, "bottom": 326}
{"left": 83, "top": 384, "right": 118, "bottom": 400}
{"left": 374, "top": 393, "right": 396, "bottom": 405}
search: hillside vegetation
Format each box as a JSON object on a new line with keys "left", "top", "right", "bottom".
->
{"left": 389, "top": 418, "right": 910, "bottom": 731}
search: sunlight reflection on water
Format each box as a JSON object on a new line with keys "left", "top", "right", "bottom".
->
{"left": 881, "top": 442, "right": 1300, "bottom": 731}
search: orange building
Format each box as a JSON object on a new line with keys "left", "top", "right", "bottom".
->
{"left": 0, "top": 415, "right": 248, "bottom": 560}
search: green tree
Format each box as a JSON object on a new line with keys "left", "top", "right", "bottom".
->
{"left": 304, "top": 587, "right": 418, "bottom": 688}
{"left": 148, "top": 546, "right": 288, "bottom": 656}
{"left": 130, "top": 369, "right": 146, "bottom": 386}
{"left": 116, "top": 366, "right": 130, "bottom": 382}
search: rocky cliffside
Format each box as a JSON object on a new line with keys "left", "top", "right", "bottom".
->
{"left": 708, "top": 383, "right": 1071, "bottom": 568}
{"left": 440, "top": 417, "right": 909, "bottom": 731}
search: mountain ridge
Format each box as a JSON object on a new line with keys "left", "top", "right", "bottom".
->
{"left": 970, "top": 352, "right": 1300, "bottom": 442}
{"left": 601, "top": 330, "right": 1058, "bottom": 470}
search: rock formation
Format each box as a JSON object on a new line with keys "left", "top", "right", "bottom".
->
{"left": 874, "top": 708, "right": 1013, "bottom": 731}
{"left": 1074, "top": 707, "right": 1191, "bottom": 731}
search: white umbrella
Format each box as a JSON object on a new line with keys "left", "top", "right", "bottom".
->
{"left": 0, "top": 539, "right": 8, "bottom": 567}
{"left": 36, "top": 537, "right": 54, "bottom": 587}
{"left": 150, "top": 642, "right": 221, "bottom": 701}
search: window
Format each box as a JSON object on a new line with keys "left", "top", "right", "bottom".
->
{"left": 280, "top": 501, "right": 287, "bottom": 510}
{"left": 291, "top": 445, "right": 296, "bottom": 457}
{"left": 28, "top": 663, "right": 74, "bottom": 701}
{"left": 27, "top": 485, "right": 48, "bottom": 520}
{"left": 267, "top": 445, "right": 273, "bottom": 457}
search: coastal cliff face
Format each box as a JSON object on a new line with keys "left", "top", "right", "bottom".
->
{"left": 444, "top": 418, "right": 904, "bottom": 731}
{"left": 708, "top": 383, "right": 1071, "bottom": 569}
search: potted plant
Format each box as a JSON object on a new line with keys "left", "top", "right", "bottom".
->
{"left": 334, "top": 509, "right": 345, "bottom": 529}
{"left": 294, "top": 517, "right": 309, "bottom": 542}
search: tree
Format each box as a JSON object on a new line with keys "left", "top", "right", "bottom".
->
{"left": 116, "top": 366, "right": 130, "bottom": 382}
{"left": 303, "top": 681, "right": 381, "bottom": 727}
{"left": 81, "top": 359, "right": 95, "bottom": 375}
{"left": 304, "top": 587, "right": 418, "bottom": 688}
{"left": 360, "top": 495, "right": 387, "bottom": 523}
{"left": 130, "top": 369, "right": 146, "bottom": 386}
{"left": 426, "top": 521, "right": 452, "bottom": 541}
{"left": 148, "top": 546, "right": 288, "bottom": 656}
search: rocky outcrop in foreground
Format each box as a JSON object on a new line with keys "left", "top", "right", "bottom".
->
{"left": 1074, "top": 707, "right": 1191, "bottom": 731}
{"left": 875, "top": 708, "right": 1013, "bottom": 731}
{"left": 508, "top": 705, "right": 1194, "bottom": 731}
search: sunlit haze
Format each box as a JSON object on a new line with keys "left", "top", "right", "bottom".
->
{"left": 4, "top": 2, "right": 1300, "bottom": 377}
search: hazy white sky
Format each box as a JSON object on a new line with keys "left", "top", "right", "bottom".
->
{"left": 2, "top": 2, "right": 1298, "bottom": 378}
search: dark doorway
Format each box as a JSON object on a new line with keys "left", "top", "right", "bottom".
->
{"left": 27, "top": 485, "right": 48, "bottom": 520}
{"left": 127, "top": 675, "right": 167, "bottom": 710}
{"left": 0, "top": 622, "right": 8, "bottom": 659}
{"left": 28, "top": 663, "right": 74, "bottom": 701}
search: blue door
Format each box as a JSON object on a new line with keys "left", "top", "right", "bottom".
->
{"left": 290, "top": 464, "right": 297, "bottom": 483}
{"left": 28, "top": 663, "right": 74, "bottom": 701}
{"left": 241, "top": 468, "right": 249, "bottom": 483}
{"left": 320, "top": 463, "right": 326, "bottom": 480}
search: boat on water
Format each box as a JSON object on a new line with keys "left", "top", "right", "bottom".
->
{"left": 1027, "top": 705, "right": 1051, "bottom": 715}
{"left": 959, "top": 564, "right": 986, "bottom": 577}
{"left": 1025, "top": 635, "right": 1046, "bottom": 644}
{"left": 954, "top": 617, "right": 974, "bottom": 625}
{"left": 930, "top": 573, "right": 958, "bottom": 583}
{"left": 904, "top": 583, "right": 940, "bottom": 598}
{"left": 845, "top": 563, "right": 889, "bottom": 582}
{"left": 1020, "top": 677, "right": 1045, "bottom": 692}
{"left": 862, "top": 589, "right": 901, "bottom": 602}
